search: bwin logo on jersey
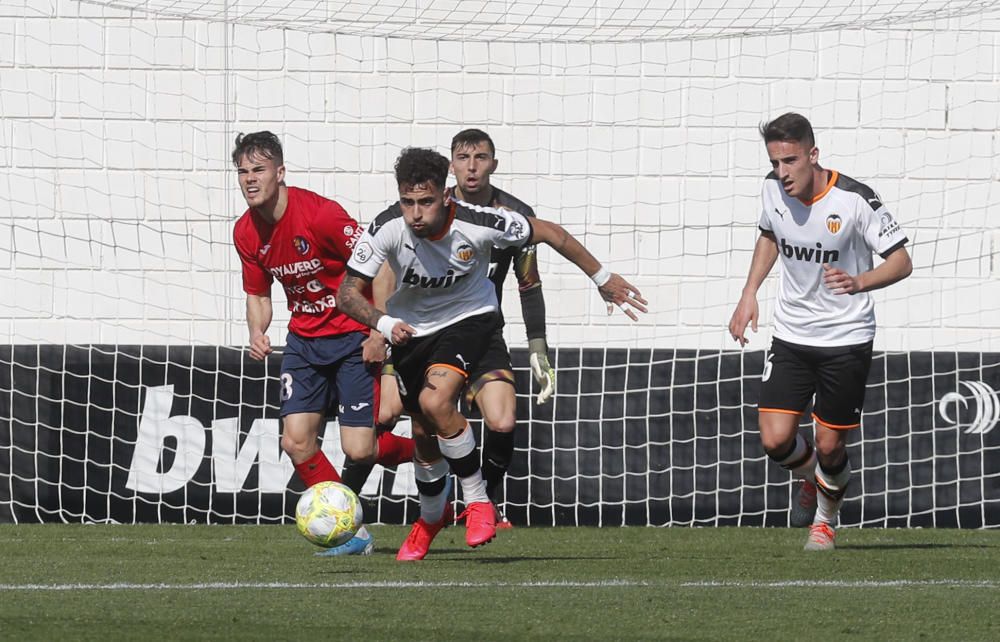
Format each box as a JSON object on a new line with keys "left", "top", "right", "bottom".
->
{"left": 938, "top": 380, "right": 1000, "bottom": 435}
{"left": 779, "top": 238, "right": 840, "bottom": 264}
{"left": 402, "top": 267, "right": 469, "bottom": 289}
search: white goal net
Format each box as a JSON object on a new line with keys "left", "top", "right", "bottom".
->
{"left": 2, "top": 0, "right": 999, "bottom": 527}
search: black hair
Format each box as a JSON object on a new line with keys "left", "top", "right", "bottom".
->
{"left": 394, "top": 147, "right": 450, "bottom": 189}
{"left": 759, "top": 112, "right": 815, "bottom": 148}
{"left": 450, "top": 128, "right": 496, "bottom": 157}
{"left": 231, "top": 131, "right": 284, "bottom": 167}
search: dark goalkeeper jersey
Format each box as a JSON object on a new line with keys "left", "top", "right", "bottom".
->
{"left": 478, "top": 187, "right": 547, "bottom": 342}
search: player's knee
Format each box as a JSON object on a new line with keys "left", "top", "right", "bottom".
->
{"left": 484, "top": 412, "right": 515, "bottom": 434}
{"left": 760, "top": 431, "right": 795, "bottom": 455}
{"left": 815, "top": 441, "right": 846, "bottom": 468}
{"left": 280, "top": 432, "right": 315, "bottom": 460}
{"left": 758, "top": 414, "right": 800, "bottom": 454}
{"left": 341, "top": 441, "right": 377, "bottom": 464}
{"left": 417, "top": 391, "right": 454, "bottom": 425}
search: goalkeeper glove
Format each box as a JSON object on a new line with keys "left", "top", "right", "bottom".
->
{"left": 528, "top": 338, "right": 556, "bottom": 405}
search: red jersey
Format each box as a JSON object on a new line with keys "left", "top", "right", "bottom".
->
{"left": 233, "top": 186, "right": 369, "bottom": 338}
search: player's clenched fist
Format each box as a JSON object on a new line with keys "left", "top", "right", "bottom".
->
{"left": 376, "top": 315, "right": 417, "bottom": 346}
{"left": 248, "top": 333, "right": 272, "bottom": 361}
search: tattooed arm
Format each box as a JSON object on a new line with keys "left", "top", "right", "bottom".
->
{"left": 338, "top": 273, "right": 416, "bottom": 345}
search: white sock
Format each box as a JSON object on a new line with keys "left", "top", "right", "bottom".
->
{"left": 776, "top": 434, "right": 816, "bottom": 481}
{"left": 414, "top": 458, "right": 451, "bottom": 524}
{"left": 436, "top": 425, "right": 490, "bottom": 504}
{"left": 456, "top": 469, "right": 490, "bottom": 505}
{"left": 814, "top": 461, "right": 851, "bottom": 525}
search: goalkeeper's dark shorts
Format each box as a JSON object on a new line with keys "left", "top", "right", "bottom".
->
{"left": 463, "top": 327, "right": 515, "bottom": 407}
{"left": 758, "top": 337, "right": 873, "bottom": 430}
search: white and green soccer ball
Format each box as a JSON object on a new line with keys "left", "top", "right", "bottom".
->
{"left": 295, "top": 481, "right": 364, "bottom": 548}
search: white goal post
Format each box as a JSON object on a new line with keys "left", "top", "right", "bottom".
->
{"left": 1, "top": 0, "right": 999, "bottom": 527}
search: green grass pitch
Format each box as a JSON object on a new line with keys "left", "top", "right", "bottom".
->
{"left": 1, "top": 524, "right": 998, "bottom": 640}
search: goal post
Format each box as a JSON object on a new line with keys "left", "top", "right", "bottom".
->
{"left": 2, "top": 0, "right": 999, "bottom": 527}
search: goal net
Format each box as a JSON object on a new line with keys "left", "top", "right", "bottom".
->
{"left": 2, "top": 0, "right": 999, "bottom": 527}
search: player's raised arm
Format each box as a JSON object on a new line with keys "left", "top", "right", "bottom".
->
{"left": 338, "top": 272, "right": 416, "bottom": 346}
{"left": 527, "top": 217, "right": 648, "bottom": 321}
{"left": 728, "top": 231, "right": 779, "bottom": 347}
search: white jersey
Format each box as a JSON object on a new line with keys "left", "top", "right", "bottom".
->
{"left": 347, "top": 196, "right": 533, "bottom": 336}
{"left": 759, "top": 170, "right": 908, "bottom": 347}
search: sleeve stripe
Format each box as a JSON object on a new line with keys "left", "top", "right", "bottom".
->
{"left": 347, "top": 265, "right": 376, "bottom": 280}
{"left": 879, "top": 238, "right": 908, "bottom": 259}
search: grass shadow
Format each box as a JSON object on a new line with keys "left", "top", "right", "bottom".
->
{"left": 837, "top": 543, "right": 996, "bottom": 551}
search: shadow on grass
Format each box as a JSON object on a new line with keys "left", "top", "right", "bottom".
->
{"left": 837, "top": 543, "right": 997, "bottom": 551}
{"left": 421, "top": 549, "right": 619, "bottom": 563}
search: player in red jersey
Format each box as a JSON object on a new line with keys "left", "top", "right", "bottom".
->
{"left": 232, "top": 131, "right": 414, "bottom": 556}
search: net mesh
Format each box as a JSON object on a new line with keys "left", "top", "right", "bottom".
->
{"left": 2, "top": 0, "right": 999, "bottom": 526}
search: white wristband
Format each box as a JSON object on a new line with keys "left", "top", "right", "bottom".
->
{"left": 590, "top": 266, "right": 611, "bottom": 287}
{"left": 376, "top": 315, "right": 401, "bottom": 343}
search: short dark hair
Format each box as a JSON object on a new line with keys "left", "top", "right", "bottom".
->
{"left": 759, "top": 113, "right": 815, "bottom": 148}
{"left": 232, "top": 131, "right": 284, "bottom": 167}
{"left": 451, "top": 128, "right": 495, "bottom": 157}
{"left": 394, "top": 147, "right": 450, "bottom": 190}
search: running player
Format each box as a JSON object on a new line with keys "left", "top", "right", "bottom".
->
{"left": 728, "top": 113, "right": 912, "bottom": 550}
{"left": 377, "top": 128, "right": 555, "bottom": 526}
{"left": 338, "top": 147, "right": 646, "bottom": 560}
{"left": 231, "top": 131, "right": 414, "bottom": 556}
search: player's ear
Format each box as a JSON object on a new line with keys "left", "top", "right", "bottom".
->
{"left": 276, "top": 164, "right": 286, "bottom": 183}
{"left": 490, "top": 158, "right": 498, "bottom": 173}
{"left": 809, "top": 146, "right": 819, "bottom": 164}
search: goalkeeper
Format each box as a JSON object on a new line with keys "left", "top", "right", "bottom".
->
{"left": 377, "top": 129, "right": 557, "bottom": 525}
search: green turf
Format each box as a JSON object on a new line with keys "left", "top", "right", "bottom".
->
{"left": 1, "top": 524, "right": 997, "bottom": 640}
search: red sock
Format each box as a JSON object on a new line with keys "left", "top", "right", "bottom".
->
{"left": 375, "top": 431, "right": 415, "bottom": 468}
{"left": 294, "top": 450, "right": 341, "bottom": 487}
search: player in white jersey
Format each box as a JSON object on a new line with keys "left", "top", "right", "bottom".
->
{"left": 338, "top": 147, "right": 646, "bottom": 560}
{"left": 377, "top": 128, "right": 556, "bottom": 528}
{"left": 728, "top": 113, "right": 912, "bottom": 550}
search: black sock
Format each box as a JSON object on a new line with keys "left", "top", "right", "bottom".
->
{"left": 482, "top": 430, "right": 514, "bottom": 502}
{"left": 340, "top": 458, "right": 376, "bottom": 522}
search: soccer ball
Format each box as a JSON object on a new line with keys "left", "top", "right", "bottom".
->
{"left": 295, "top": 481, "right": 364, "bottom": 548}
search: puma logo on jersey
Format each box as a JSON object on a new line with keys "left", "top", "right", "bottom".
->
{"left": 402, "top": 267, "right": 468, "bottom": 289}
{"left": 774, "top": 207, "right": 785, "bottom": 220}
{"left": 779, "top": 238, "right": 840, "bottom": 264}
{"left": 455, "top": 354, "right": 469, "bottom": 370}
